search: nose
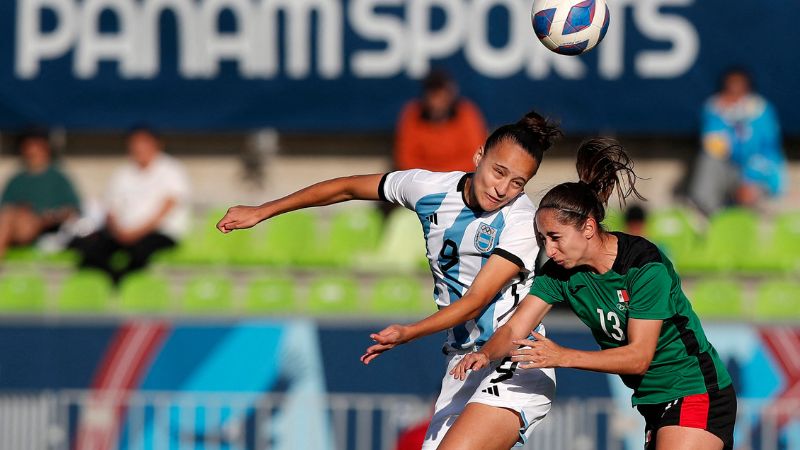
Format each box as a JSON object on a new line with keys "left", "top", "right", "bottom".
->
{"left": 545, "top": 241, "right": 557, "bottom": 259}
{"left": 494, "top": 180, "right": 510, "bottom": 198}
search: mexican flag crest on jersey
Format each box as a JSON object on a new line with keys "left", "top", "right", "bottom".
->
{"left": 617, "top": 289, "right": 630, "bottom": 311}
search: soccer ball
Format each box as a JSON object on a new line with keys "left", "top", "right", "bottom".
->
{"left": 531, "top": 0, "right": 610, "bottom": 56}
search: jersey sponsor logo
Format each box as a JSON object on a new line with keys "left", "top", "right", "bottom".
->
{"left": 481, "top": 385, "right": 500, "bottom": 397}
{"left": 475, "top": 222, "right": 498, "bottom": 253}
{"left": 616, "top": 289, "right": 630, "bottom": 312}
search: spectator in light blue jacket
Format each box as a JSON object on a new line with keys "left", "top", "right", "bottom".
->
{"left": 689, "top": 68, "right": 786, "bottom": 215}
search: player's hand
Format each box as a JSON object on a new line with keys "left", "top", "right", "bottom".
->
{"left": 450, "top": 351, "right": 489, "bottom": 381}
{"left": 216, "top": 205, "right": 268, "bottom": 233}
{"left": 510, "top": 331, "right": 570, "bottom": 369}
{"left": 360, "top": 324, "right": 409, "bottom": 365}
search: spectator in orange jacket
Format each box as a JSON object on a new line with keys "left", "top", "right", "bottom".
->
{"left": 395, "top": 70, "right": 487, "bottom": 172}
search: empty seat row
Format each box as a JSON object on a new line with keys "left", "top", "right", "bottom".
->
{"left": 0, "top": 270, "right": 435, "bottom": 316}
{"left": 604, "top": 208, "right": 800, "bottom": 274}
{"left": 687, "top": 278, "right": 800, "bottom": 321}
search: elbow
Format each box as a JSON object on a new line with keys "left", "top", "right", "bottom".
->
{"left": 630, "top": 356, "right": 653, "bottom": 376}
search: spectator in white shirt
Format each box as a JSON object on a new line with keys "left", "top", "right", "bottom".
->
{"left": 74, "top": 128, "right": 190, "bottom": 283}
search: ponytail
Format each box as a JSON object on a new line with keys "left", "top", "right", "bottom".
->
{"left": 539, "top": 138, "right": 644, "bottom": 229}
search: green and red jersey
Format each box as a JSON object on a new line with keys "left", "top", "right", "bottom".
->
{"left": 530, "top": 232, "right": 732, "bottom": 406}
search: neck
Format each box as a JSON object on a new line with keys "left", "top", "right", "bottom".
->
{"left": 463, "top": 176, "right": 479, "bottom": 209}
{"left": 584, "top": 232, "right": 618, "bottom": 274}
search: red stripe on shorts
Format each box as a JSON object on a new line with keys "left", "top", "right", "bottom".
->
{"left": 679, "top": 392, "right": 710, "bottom": 429}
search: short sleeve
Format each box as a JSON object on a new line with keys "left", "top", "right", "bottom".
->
{"left": 380, "top": 169, "right": 440, "bottom": 210}
{"left": 491, "top": 202, "right": 538, "bottom": 272}
{"left": 529, "top": 267, "right": 566, "bottom": 305}
{"left": 627, "top": 263, "right": 674, "bottom": 320}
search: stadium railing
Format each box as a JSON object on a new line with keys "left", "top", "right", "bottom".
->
{"left": 0, "top": 390, "right": 793, "bottom": 450}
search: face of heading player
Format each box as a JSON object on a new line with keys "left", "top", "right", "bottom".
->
{"left": 535, "top": 208, "right": 594, "bottom": 269}
{"left": 469, "top": 140, "right": 539, "bottom": 212}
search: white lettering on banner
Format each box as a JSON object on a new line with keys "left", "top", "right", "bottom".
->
{"left": 14, "top": 0, "right": 699, "bottom": 80}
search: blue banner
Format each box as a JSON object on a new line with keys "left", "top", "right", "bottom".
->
{"left": 0, "top": 0, "right": 797, "bottom": 133}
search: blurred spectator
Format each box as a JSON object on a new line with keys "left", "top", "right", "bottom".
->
{"left": 0, "top": 130, "right": 80, "bottom": 259}
{"left": 688, "top": 67, "right": 786, "bottom": 215}
{"left": 73, "top": 128, "right": 190, "bottom": 283}
{"left": 394, "top": 70, "right": 487, "bottom": 172}
{"left": 623, "top": 204, "right": 647, "bottom": 237}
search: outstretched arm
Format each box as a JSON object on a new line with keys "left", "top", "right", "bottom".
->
{"left": 511, "top": 317, "right": 661, "bottom": 375}
{"left": 450, "top": 294, "right": 552, "bottom": 380}
{"left": 361, "top": 254, "right": 525, "bottom": 364}
{"left": 217, "top": 174, "right": 384, "bottom": 232}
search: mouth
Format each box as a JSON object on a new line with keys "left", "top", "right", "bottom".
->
{"left": 486, "top": 194, "right": 502, "bottom": 205}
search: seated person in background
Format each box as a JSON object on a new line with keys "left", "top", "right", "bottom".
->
{"left": 74, "top": 127, "right": 190, "bottom": 283}
{"left": 689, "top": 67, "right": 786, "bottom": 215}
{"left": 624, "top": 204, "right": 647, "bottom": 237}
{"left": 0, "top": 130, "right": 81, "bottom": 259}
{"left": 394, "top": 69, "right": 487, "bottom": 172}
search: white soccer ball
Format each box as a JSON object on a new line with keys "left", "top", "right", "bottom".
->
{"left": 531, "top": 0, "right": 610, "bottom": 55}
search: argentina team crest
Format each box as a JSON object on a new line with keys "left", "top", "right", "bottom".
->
{"left": 475, "top": 222, "right": 498, "bottom": 253}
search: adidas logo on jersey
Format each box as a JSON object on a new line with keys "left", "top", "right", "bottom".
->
{"left": 426, "top": 213, "right": 438, "bottom": 225}
{"left": 481, "top": 385, "right": 500, "bottom": 397}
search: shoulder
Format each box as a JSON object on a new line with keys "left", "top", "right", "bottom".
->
{"left": 501, "top": 194, "right": 536, "bottom": 221}
{"left": 388, "top": 169, "right": 465, "bottom": 188}
{"left": 611, "top": 232, "right": 664, "bottom": 275}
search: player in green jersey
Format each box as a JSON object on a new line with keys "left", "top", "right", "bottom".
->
{"left": 451, "top": 138, "right": 736, "bottom": 450}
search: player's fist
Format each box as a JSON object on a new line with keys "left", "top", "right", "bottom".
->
{"left": 216, "top": 205, "right": 268, "bottom": 233}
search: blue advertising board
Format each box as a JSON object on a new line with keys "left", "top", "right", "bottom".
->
{"left": 0, "top": 0, "right": 797, "bottom": 133}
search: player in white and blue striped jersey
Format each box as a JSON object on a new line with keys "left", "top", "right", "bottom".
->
{"left": 217, "top": 110, "right": 561, "bottom": 450}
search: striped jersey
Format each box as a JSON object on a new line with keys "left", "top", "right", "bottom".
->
{"left": 530, "top": 232, "right": 733, "bottom": 405}
{"left": 379, "top": 169, "right": 541, "bottom": 351}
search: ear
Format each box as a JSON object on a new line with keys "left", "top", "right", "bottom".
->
{"left": 473, "top": 146, "right": 485, "bottom": 168}
{"left": 583, "top": 217, "right": 598, "bottom": 240}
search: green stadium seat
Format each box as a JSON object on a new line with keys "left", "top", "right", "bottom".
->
{"left": 764, "top": 211, "right": 800, "bottom": 272}
{"left": 317, "top": 207, "right": 383, "bottom": 267}
{"left": 56, "top": 270, "right": 113, "bottom": 313}
{"left": 181, "top": 275, "right": 234, "bottom": 314}
{"left": 259, "top": 211, "right": 320, "bottom": 267}
{"left": 307, "top": 276, "right": 359, "bottom": 314}
{"left": 354, "top": 207, "right": 427, "bottom": 273}
{"left": 244, "top": 276, "right": 297, "bottom": 314}
{"left": 119, "top": 272, "right": 172, "bottom": 313}
{"left": 679, "top": 208, "right": 760, "bottom": 273}
{"left": 687, "top": 279, "right": 744, "bottom": 319}
{"left": 602, "top": 209, "right": 625, "bottom": 232}
{"left": 369, "top": 276, "right": 426, "bottom": 314}
{"left": 0, "top": 273, "right": 46, "bottom": 312}
{"left": 754, "top": 280, "right": 800, "bottom": 320}
{"left": 645, "top": 208, "right": 699, "bottom": 262}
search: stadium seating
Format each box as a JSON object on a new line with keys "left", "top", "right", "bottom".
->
{"left": 369, "top": 276, "right": 426, "bottom": 314}
{"left": 56, "top": 270, "right": 113, "bottom": 313}
{"left": 602, "top": 209, "right": 625, "bottom": 232}
{"left": 181, "top": 275, "right": 234, "bottom": 314}
{"left": 0, "top": 272, "right": 46, "bottom": 313}
{"left": 307, "top": 276, "right": 360, "bottom": 314}
{"left": 679, "top": 208, "right": 760, "bottom": 273}
{"left": 645, "top": 207, "right": 699, "bottom": 262}
{"left": 354, "top": 207, "right": 427, "bottom": 273}
{"left": 764, "top": 211, "right": 800, "bottom": 273}
{"left": 687, "top": 279, "right": 745, "bottom": 319}
{"left": 754, "top": 280, "right": 800, "bottom": 320}
{"left": 119, "top": 272, "right": 172, "bottom": 313}
{"left": 244, "top": 276, "right": 298, "bottom": 314}
{"left": 316, "top": 207, "right": 383, "bottom": 267}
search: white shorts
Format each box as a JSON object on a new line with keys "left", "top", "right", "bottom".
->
{"left": 422, "top": 338, "right": 556, "bottom": 448}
